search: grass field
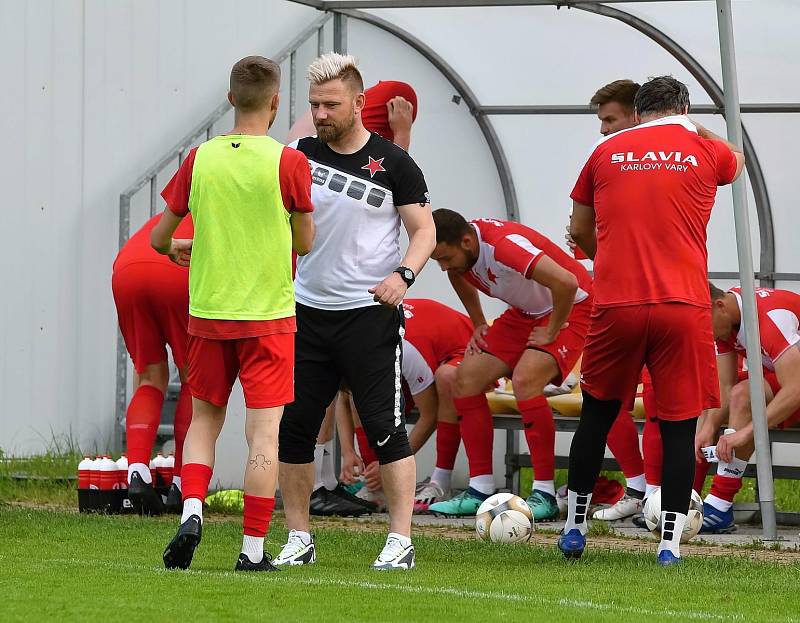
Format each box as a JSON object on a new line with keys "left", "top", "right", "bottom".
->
{"left": 3, "top": 453, "right": 800, "bottom": 622}
{"left": 1, "top": 507, "right": 800, "bottom": 623}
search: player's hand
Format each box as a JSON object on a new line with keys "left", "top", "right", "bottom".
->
{"left": 369, "top": 272, "right": 407, "bottom": 307}
{"left": 716, "top": 429, "right": 746, "bottom": 464}
{"left": 527, "top": 323, "right": 568, "bottom": 347}
{"left": 364, "top": 460, "right": 382, "bottom": 491}
{"left": 466, "top": 323, "right": 490, "bottom": 356}
{"left": 387, "top": 96, "right": 413, "bottom": 135}
{"left": 694, "top": 424, "right": 717, "bottom": 463}
{"left": 168, "top": 238, "right": 193, "bottom": 267}
{"left": 339, "top": 450, "right": 364, "bottom": 485}
{"left": 564, "top": 225, "right": 577, "bottom": 253}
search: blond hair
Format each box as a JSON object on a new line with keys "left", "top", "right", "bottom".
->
{"left": 306, "top": 52, "right": 364, "bottom": 92}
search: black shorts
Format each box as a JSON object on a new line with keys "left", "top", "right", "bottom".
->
{"left": 278, "top": 302, "right": 411, "bottom": 464}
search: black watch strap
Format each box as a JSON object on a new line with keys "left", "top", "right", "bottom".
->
{"left": 394, "top": 266, "right": 416, "bottom": 288}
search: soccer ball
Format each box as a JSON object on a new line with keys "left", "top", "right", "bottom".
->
{"left": 475, "top": 493, "right": 533, "bottom": 543}
{"left": 643, "top": 488, "right": 704, "bottom": 543}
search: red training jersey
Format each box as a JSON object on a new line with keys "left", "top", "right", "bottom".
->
{"left": 463, "top": 218, "right": 592, "bottom": 318}
{"left": 571, "top": 115, "right": 738, "bottom": 308}
{"left": 161, "top": 142, "right": 313, "bottom": 339}
{"left": 403, "top": 298, "right": 473, "bottom": 371}
{"left": 716, "top": 287, "right": 800, "bottom": 372}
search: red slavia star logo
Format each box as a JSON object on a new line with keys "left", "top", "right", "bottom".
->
{"left": 362, "top": 156, "right": 386, "bottom": 178}
{"left": 487, "top": 267, "right": 497, "bottom": 284}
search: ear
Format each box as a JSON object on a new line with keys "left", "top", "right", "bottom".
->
{"left": 683, "top": 104, "right": 690, "bottom": 115}
{"left": 633, "top": 109, "right": 641, "bottom": 125}
{"left": 227, "top": 91, "right": 235, "bottom": 107}
{"left": 271, "top": 92, "right": 280, "bottom": 113}
{"left": 353, "top": 91, "right": 366, "bottom": 114}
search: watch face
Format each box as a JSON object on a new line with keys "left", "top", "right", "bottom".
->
{"left": 403, "top": 269, "right": 413, "bottom": 280}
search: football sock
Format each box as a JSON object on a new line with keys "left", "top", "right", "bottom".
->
{"left": 387, "top": 532, "right": 411, "bottom": 548}
{"left": 533, "top": 480, "right": 556, "bottom": 497}
{"left": 567, "top": 391, "right": 621, "bottom": 493}
{"left": 429, "top": 467, "right": 453, "bottom": 491}
{"left": 355, "top": 426, "right": 379, "bottom": 467}
{"left": 435, "top": 421, "right": 461, "bottom": 471}
{"left": 172, "top": 475, "right": 182, "bottom": 491}
{"left": 658, "top": 510, "right": 687, "bottom": 558}
{"left": 125, "top": 384, "right": 164, "bottom": 469}
{"left": 518, "top": 396, "right": 555, "bottom": 483}
{"left": 693, "top": 458, "right": 709, "bottom": 494}
{"left": 313, "top": 442, "right": 338, "bottom": 491}
{"left": 181, "top": 498, "right": 203, "bottom": 524}
{"left": 645, "top": 484, "right": 660, "bottom": 499}
{"left": 128, "top": 462, "right": 152, "bottom": 485}
{"left": 291, "top": 530, "right": 312, "bottom": 545}
{"left": 625, "top": 474, "right": 646, "bottom": 495}
{"left": 454, "top": 394, "right": 494, "bottom": 478}
{"left": 242, "top": 495, "right": 276, "bottom": 563}
{"left": 564, "top": 490, "right": 592, "bottom": 535}
{"left": 468, "top": 474, "right": 495, "bottom": 496}
{"left": 607, "top": 406, "right": 645, "bottom": 479}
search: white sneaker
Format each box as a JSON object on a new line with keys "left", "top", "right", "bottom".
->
{"left": 592, "top": 494, "right": 644, "bottom": 521}
{"left": 356, "top": 486, "right": 386, "bottom": 512}
{"left": 414, "top": 481, "right": 449, "bottom": 513}
{"left": 372, "top": 535, "right": 415, "bottom": 570}
{"left": 274, "top": 530, "right": 316, "bottom": 566}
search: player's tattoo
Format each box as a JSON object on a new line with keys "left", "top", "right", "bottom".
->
{"left": 249, "top": 454, "right": 271, "bottom": 470}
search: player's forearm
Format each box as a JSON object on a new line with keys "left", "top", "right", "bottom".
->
{"left": 392, "top": 129, "right": 411, "bottom": 152}
{"left": 291, "top": 213, "right": 315, "bottom": 256}
{"left": 546, "top": 279, "right": 577, "bottom": 338}
{"left": 335, "top": 400, "right": 356, "bottom": 454}
{"left": 408, "top": 387, "right": 438, "bottom": 454}
{"left": 571, "top": 230, "right": 596, "bottom": 260}
{"left": 763, "top": 386, "right": 800, "bottom": 429}
{"left": 694, "top": 121, "right": 744, "bottom": 156}
{"left": 400, "top": 220, "right": 436, "bottom": 275}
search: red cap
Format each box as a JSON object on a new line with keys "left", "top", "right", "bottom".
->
{"left": 361, "top": 81, "right": 418, "bottom": 142}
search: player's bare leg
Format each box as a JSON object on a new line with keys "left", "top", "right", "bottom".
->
{"left": 163, "top": 398, "right": 225, "bottom": 570}
{"left": 236, "top": 406, "right": 283, "bottom": 571}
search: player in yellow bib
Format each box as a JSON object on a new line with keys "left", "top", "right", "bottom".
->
{"left": 151, "top": 55, "right": 315, "bottom": 572}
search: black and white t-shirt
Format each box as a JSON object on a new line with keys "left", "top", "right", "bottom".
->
{"left": 292, "top": 133, "right": 429, "bottom": 310}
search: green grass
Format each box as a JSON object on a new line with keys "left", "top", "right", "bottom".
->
{"left": 0, "top": 508, "right": 799, "bottom": 623}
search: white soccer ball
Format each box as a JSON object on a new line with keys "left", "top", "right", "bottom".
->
{"left": 643, "top": 488, "right": 704, "bottom": 543}
{"left": 475, "top": 493, "right": 534, "bottom": 543}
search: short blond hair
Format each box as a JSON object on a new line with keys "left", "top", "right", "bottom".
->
{"left": 307, "top": 52, "right": 364, "bottom": 92}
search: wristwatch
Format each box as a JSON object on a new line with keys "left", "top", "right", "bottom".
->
{"left": 393, "top": 266, "right": 416, "bottom": 288}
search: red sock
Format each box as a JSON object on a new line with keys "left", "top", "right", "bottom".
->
{"left": 355, "top": 426, "right": 378, "bottom": 467}
{"left": 606, "top": 407, "right": 644, "bottom": 478}
{"left": 173, "top": 384, "right": 192, "bottom": 476}
{"left": 454, "top": 394, "right": 493, "bottom": 477}
{"left": 693, "top": 458, "right": 709, "bottom": 494}
{"left": 709, "top": 473, "right": 743, "bottom": 503}
{"left": 125, "top": 384, "right": 164, "bottom": 466}
{"left": 243, "top": 494, "right": 276, "bottom": 537}
{"left": 435, "top": 421, "right": 461, "bottom": 470}
{"left": 642, "top": 383, "right": 663, "bottom": 485}
{"left": 517, "top": 396, "right": 555, "bottom": 482}
{"left": 181, "top": 463, "right": 213, "bottom": 502}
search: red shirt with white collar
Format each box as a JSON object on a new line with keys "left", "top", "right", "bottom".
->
{"left": 463, "top": 218, "right": 591, "bottom": 318}
{"left": 716, "top": 287, "right": 800, "bottom": 371}
{"left": 571, "top": 115, "right": 738, "bottom": 309}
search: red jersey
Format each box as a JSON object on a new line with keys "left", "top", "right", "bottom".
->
{"left": 716, "top": 287, "right": 800, "bottom": 372}
{"left": 464, "top": 218, "right": 592, "bottom": 317}
{"left": 113, "top": 214, "right": 194, "bottom": 273}
{"left": 403, "top": 299, "right": 472, "bottom": 371}
{"left": 162, "top": 142, "right": 313, "bottom": 339}
{"left": 571, "top": 115, "right": 738, "bottom": 308}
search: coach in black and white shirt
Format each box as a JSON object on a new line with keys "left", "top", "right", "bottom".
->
{"left": 276, "top": 53, "right": 435, "bottom": 572}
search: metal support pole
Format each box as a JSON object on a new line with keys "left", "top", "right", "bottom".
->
{"left": 149, "top": 176, "right": 158, "bottom": 217}
{"left": 333, "top": 13, "right": 347, "bottom": 54}
{"left": 716, "top": 0, "right": 777, "bottom": 540}
{"left": 317, "top": 25, "right": 325, "bottom": 56}
{"left": 290, "top": 51, "right": 297, "bottom": 127}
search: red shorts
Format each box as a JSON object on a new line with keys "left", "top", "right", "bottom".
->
{"left": 187, "top": 333, "right": 294, "bottom": 409}
{"left": 483, "top": 298, "right": 591, "bottom": 385}
{"left": 581, "top": 303, "right": 719, "bottom": 421}
{"left": 736, "top": 369, "right": 800, "bottom": 429}
{"left": 112, "top": 263, "right": 189, "bottom": 373}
